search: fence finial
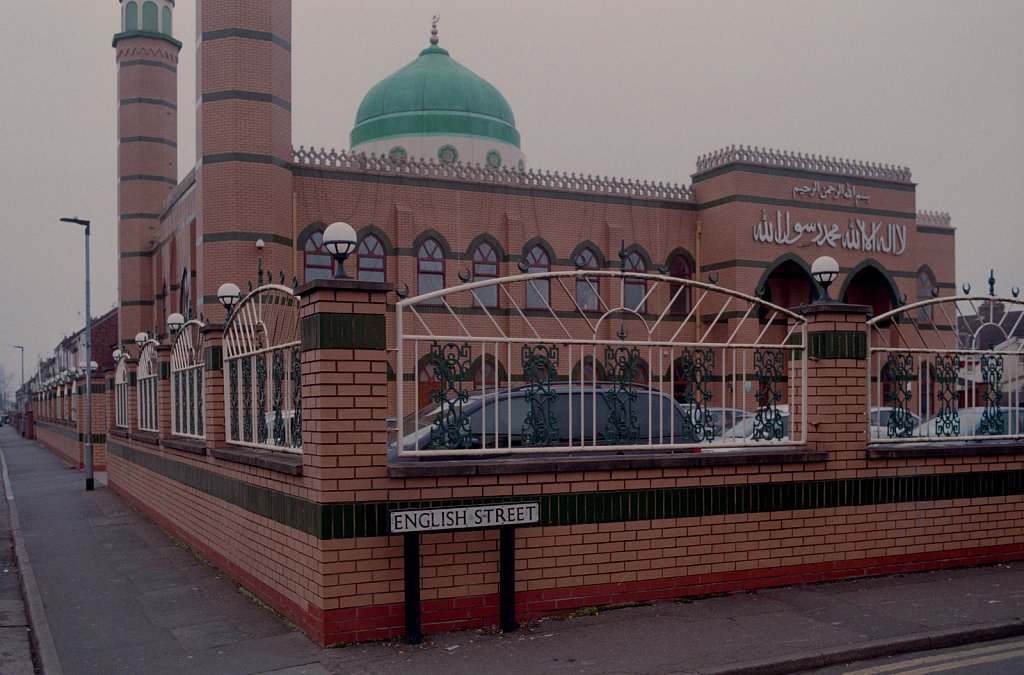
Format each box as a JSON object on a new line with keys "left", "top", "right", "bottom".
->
{"left": 988, "top": 269, "right": 996, "bottom": 297}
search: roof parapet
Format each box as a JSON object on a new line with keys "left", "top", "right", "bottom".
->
{"left": 696, "top": 144, "right": 913, "bottom": 183}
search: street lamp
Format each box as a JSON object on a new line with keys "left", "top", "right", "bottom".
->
{"left": 218, "top": 282, "right": 241, "bottom": 318}
{"left": 135, "top": 332, "right": 149, "bottom": 352}
{"left": 323, "top": 221, "right": 358, "bottom": 279}
{"left": 166, "top": 312, "right": 184, "bottom": 335}
{"left": 13, "top": 345, "right": 24, "bottom": 389}
{"left": 811, "top": 255, "right": 840, "bottom": 303}
{"left": 59, "top": 216, "right": 94, "bottom": 491}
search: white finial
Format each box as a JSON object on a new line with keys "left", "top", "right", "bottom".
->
{"left": 430, "top": 13, "right": 440, "bottom": 45}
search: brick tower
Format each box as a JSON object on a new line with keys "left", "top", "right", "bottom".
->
{"left": 113, "top": 0, "right": 181, "bottom": 348}
{"left": 194, "top": 0, "right": 293, "bottom": 317}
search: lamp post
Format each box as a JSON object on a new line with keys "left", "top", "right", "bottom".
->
{"left": 60, "top": 216, "right": 94, "bottom": 491}
{"left": 13, "top": 345, "right": 24, "bottom": 390}
{"left": 811, "top": 255, "right": 840, "bottom": 303}
{"left": 217, "top": 282, "right": 241, "bottom": 318}
{"left": 323, "top": 221, "right": 358, "bottom": 279}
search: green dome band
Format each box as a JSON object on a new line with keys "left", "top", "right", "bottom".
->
{"left": 351, "top": 111, "right": 521, "bottom": 148}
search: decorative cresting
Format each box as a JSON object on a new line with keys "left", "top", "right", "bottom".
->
{"left": 695, "top": 144, "right": 913, "bottom": 183}
{"left": 170, "top": 320, "right": 206, "bottom": 439}
{"left": 293, "top": 147, "right": 693, "bottom": 201}
{"left": 222, "top": 284, "right": 302, "bottom": 453}
{"left": 394, "top": 270, "right": 808, "bottom": 457}
{"left": 136, "top": 341, "right": 160, "bottom": 433}
{"left": 868, "top": 290, "right": 1024, "bottom": 442}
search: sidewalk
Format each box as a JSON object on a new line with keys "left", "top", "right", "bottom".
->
{"left": 3, "top": 426, "right": 1024, "bottom": 674}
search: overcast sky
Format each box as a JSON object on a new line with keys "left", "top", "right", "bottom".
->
{"left": 1, "top": 0, "right": 1022, "bottom": 387}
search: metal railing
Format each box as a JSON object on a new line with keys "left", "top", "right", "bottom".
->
{"left": 868, "top": 294, "right": 1024, "bottom": 443}
{"left": 114, "top": 357, "right": 130, "bottom": 428}
{"left": 395, "top": 270, "right": 807, "bottom": 458}
{"left": 170, "top": 320, "right": 206, "bottom": 439}
{"left": 222, "top": 284, "right": 302, "bottom": 453}
{"left": 137, "top": 341, "right": 159, "bottom": 433}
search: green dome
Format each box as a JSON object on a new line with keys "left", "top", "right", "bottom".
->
{"left": 351, "top": 43, "right": 521, "bottom": 149}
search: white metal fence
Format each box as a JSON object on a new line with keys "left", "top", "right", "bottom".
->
{"left": 395, "top": 270, "right": 807, "bottom": 458}
{"left": 170, "top": 320, "right": 206, "bottom": 439}
{"left": 868, "top": 294, "right": 1024, "bottom": 442}
{"left": 137, "top": 341, "right": 160, "bottom": 432}
{"left": 222, "top": 284, "right": 302, "bottom": 453}
{"left": 115, "top": 357, "right": 130, "bottom": 428}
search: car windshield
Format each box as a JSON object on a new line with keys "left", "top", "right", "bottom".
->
{"left": 918, "top": 407, "right": 1024, "bottom": 438}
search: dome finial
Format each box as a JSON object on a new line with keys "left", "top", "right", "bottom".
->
{"left": 430, "top": 13, "right": 440, "bottom": 45}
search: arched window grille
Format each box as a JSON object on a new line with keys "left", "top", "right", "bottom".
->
{"left": 137, "top": 341, "right": 159, "bottom": 432}
{"left": 668, "top": 253, "right": 693, "bottom": 316}
{"left": 115, "top": 358, "right": 130, "bottom": 429}
{"left": 472, "top": 241, "right": 499, "bottom": 308}
{"left": 125, "top": 1, "right": 138, "bottom": 30}
{"left": 304, "top": 230, "right": 333, "bottom": 282}
{"left": 161, "top": 6, "right": 172, "bottom": 35}
{"left": 624, "top": 250, "right": 647, "bottom": 312}
{"left": 141, "top": 1, "right": 158, "bottom": 31}
{"left": 575, "top": 247, "right": 600, "bottom": 312}
{"left": 357, "top": 233, "right": 386, "bottom": 282}
{"left": 170, "top": 320, "right": 206, "bottom": 439}
{"left": 417, "top": 238, "right": 445, "bottom": 303}
{"left": 525, "top": 245, "right": 551, "bottom": 309}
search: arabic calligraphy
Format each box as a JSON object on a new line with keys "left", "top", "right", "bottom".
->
{"left": 792, "top": 181, "right": 871, "bottom": 205}
{"left": 753, "top": 210, "right": 907, "bottom": 256}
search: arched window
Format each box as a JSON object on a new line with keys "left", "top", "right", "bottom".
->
{"left": 916, "top": 267, "right": 936, "bottom": 322}
{"left": 668, "top": 253, "right": 693, "bottom": 316}
{"left": 357, "top": 233, "right": 386, "bottom": 282}
{"left": 418, "top": 238, "right": 445, "bottom": 303}
{"left": 472, "top": 358, "right": 499, "bottom": 390}
{"left": 472, "top": 241, "right": 499, "bottom": 308}
{"left": 142, "top": 1, "right": 158, "bottom": 31}
{"left": 575, "top": 247, "right": 600, "bottom": 312}
{"left": 303, "top": 230, "right": 333, "bottom": 282}
{"left": 525, "top": 245, "right": 550, "bottom": 309}
{"left": 161, "top": 6, "right": 172, "bottom": 35}
{"left": 624, "top": 250, "right": 647, "bottom": 312}
{"left": 179, "top": 267, "right": 190, "bottom": 317}
{"left": 125, "top": 1, "right": 138, "bottom": 30}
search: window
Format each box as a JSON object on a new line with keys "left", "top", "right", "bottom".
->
{"left": 525, "top": 245, "right": 550, "bottom": 309}
{"left": 142, "top": 1, "right": 158, "bottom": 32}
{"left": 303, "top": 230, "right": 333, "bottom": 282}
{"left": 472, "top": 242, "right": 499, "bottom": 308}
{"left": 179, "top": 267, "right": 190, "bottom": 317}
{"left": 624, "top": 250, "right": 647, "bottom": 312}
{"left": 417, "top": 238, "right": 445, "bottom": 302}
{"left": 916, "top": 267, "right": 936, "bottom": 322}
{"left": 161, "top": 6, "right": 172, "bottom": 35}
{"left": 125, "top": 1, "right": 138, "bottom": 30}
{"left": 357, "top": 233, "right": 386, "bottom": 282}
{"left": 668, "top": 253, "right": 693, "bottom": 316}
{"left": 575, "top": 247, "right": 600, "bottom": 312}
{"left": 473, "top": 358, "right": 499, "bottom": 389}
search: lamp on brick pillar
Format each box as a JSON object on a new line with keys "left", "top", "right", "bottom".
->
{"left": 166, "top": 312, "right": 184, "bottom": 336}
{"left": 811, "top": 255, "right": 840, "bottom": 302}
{"left": 218, "top": 282, "right": 241, "bottom": 319}
{"left": 135, "top": 332, "right": 149, "bottom": 353}
{"left": 322, "top": 221, "right": 358, "bottom": 279}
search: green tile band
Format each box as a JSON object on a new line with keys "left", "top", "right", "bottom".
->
{"left": 808, "top": 331, "right": 867, "bottom": 360}
{"left": 107, "top": 441, "right": 1024, "bottom": 541}
{"left": 301, "top": 313, "right": 387, "bottom": 351}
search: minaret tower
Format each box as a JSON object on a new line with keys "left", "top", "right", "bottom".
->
{"left": 194, "top": 0, "right": 293, "bottom": 317}
{"left": 113, "top": 0, "right": 181, "bottom": 348}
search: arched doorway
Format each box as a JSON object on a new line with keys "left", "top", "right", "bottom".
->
{"left": 841, "top": 264, "right": 898, "bottom": 319}
{"left": 757, "top": 259, "right": 815, "bottom": 317}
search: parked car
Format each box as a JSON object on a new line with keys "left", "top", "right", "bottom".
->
{"left": 725, "top": 405, "right": 790, "bottom": 442}
{"left": 869, "top": 406, "right": 921, "bottom": 440}
{"left": 706, "top": 407, "right": 751, "bottom": 440}
{"left": 392, "top": 384, "right": 709, "bottom": 454}
{"left": 917, "top": 407, "right": 1024, "bottom": 439}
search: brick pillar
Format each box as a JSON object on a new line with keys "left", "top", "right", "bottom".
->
{"left": 156, "top": 345, "right": 173, "bottom": 439}
{"left": 297, "top": 279, "right": 392, "bottom": 498}
{"left": 201, "top": 325, "right": 226, "bottom": 449}
{"left": 795, "top": 302, "right": 872, "bottom": 462}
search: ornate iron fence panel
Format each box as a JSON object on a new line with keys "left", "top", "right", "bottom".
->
{"left": 395, "top": 270, "right": 808, "bottom": 458}
{"left": 137, "top": 341, "right": 160, "bottom": 432}
{"left": 868, "top": 292, "right": 1024, "bottom": 443}
{"left": 222, "top": 284, "right": 302, "bottom": 453}
{"left": 170, "top": 320, "right": 206, "bottom": 439}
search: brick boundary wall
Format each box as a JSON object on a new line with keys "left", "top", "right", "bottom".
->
{"left": 48, "top": 284, "right": 1011, "bottom": 645}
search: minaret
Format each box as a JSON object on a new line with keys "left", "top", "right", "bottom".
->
{"left": 113, "top": 0, "right": 181, "bottom": 348}
{"left": 194, "top": 0, "right": 293, "bottom": 317}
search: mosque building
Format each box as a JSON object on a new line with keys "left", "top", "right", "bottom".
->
{"left": 112, "top": 0, "right": 955, "bottom": 355}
